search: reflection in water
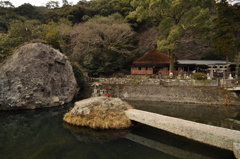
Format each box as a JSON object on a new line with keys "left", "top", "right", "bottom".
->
{"left": 126, "top": 133, "right": 213, "bottom": 159}
{"left": 63, "top": 123, "right": 131, "bottom": 143}
{"left": 129, "top": 124, "right": 235, "bottom": 159}
{"left": 127, "top": 100, "right": 240, "bottom": 130}
{"left": 0, "top": 101, "right": 239, "bottom": 159}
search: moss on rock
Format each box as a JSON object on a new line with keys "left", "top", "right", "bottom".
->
{"left": 63, "top": 96, "right": 133, "bottom": 129}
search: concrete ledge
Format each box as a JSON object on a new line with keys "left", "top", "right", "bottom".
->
{"left": 125, "top": 109, "right": 240, "bottom": 153}
{"left": 233, "top": 142, "right": 240, "bottom": 159}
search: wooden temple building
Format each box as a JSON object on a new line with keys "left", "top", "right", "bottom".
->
{"left": 131, "top": 49, "right": 172, "bottom": 75}
{"left": 131, "top": 49, "right": 232, "bottom": 77}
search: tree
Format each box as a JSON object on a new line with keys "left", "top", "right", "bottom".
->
{"left": 0, "top": 17, "right": 9, "bottom": 32}
{"left": 0, "top": 33, "right": 11, "bottom": 60}
{"left": 46, "top": 1, "right": 59, "bottom": 9}
{"left": 0, "top": 18, "right": 72, "bottom": 61}
{"left": 43, "top": 10, "right": 61, "bottom": 22}
{"left": 213, "top": 0, "right": 235, "bottom": 63}
{"left": 43, "top": 3, "right": 90, "bottom": 24}
{"left": 213, "top": 1, "right": 240, "bottom": 77}
{"left": 8, "top": 19, "right": 44, "bottom": 42}
{"left": 14, "top": 3, "right": 42, "bottom": 20}
{"left": 84, "top": 0, "right": 133, "bottom": 17}
{"left": 233, "top": 4, "right": 240, "bottom": 78}
{"left": 128, "top": 0, "right": 212, "bottom": 73}
{"left": 62, "top": 0, "right": 69, "bottom": 6}
{"left": 43, "top": 18, "right": 72, "bottom": 53}
{"left": 0, "top": 20, "right": 35, "bottom": 61}
{"left": 0, "top": 1, "right": 14, "bottom": 8}
{"left": 70, "top": 14, "right": 136, "bottom": 76}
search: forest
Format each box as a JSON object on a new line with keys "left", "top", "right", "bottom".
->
{"left": 0, "top": 0, "right": 239, "bottom": 77}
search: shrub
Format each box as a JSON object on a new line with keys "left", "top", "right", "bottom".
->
{"left": 116, "top": 73, "right": 124, "bottom": 78}
{"left": 192, "top": 72, "right": 207, "bottom": 80}
{"left": 71, "top": 63, "right": 91, "bottom": 100}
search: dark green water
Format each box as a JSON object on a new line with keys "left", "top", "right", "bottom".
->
{"left": 0, "top": 101, "right": 239, "bottom": 159}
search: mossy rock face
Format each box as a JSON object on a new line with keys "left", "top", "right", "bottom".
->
{"left": 63, "top": 96, "right": 133, "bottom": 129}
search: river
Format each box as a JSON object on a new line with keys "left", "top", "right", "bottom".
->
{"left": 0, "top": 101, "right": 239, "bottom": 159}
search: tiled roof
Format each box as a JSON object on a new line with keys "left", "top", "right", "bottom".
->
{"left": 177, "top": 60, "right": 228, "bottom": 65}
{"left": 133, "top": 49, "right": 170, "bottom": 65}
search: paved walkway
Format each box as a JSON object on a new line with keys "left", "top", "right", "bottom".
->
{"left": 125, "top": 109, "right": 240, "bottom": 159}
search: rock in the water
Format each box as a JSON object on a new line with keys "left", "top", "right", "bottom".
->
{"left": 63, "top": 96, "right": 133, "bottom": 129}
{"left": 0, "top": 42, "right": 78, "bottom": 110}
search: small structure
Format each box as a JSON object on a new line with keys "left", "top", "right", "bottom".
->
{"left": 177, "top": 60, "right": 229, "bottom": 75}
{"left": 91, "top": 82, "right": 102, "bottom": 96}
{"left": 131, "top": 49, "right": 172, "bottom": 75}
{"left": 207, "top": 64, "right": 230, "bottom": 79}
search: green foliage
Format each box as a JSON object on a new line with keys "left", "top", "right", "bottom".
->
{"left": 87, "top": 0, "right": 133, "bottom": 17}
{"left": 0, "top": 18, "right": 72, "bottom": 60}
{"left": 71, "top": 63, "right": 86, "bottom": 88}
{"left": 14, "top": 3, "right": 42, "bottom": 20}
{"left": 116, "top": 73, "right": 125, "bottom": 78}
{"left": 62, "top": 0, "right": 69, "bottom": 6}
{"left": 0, "top": 19, "right": 46, "bottom": 61}
{"left": 213, "top": 0, "right": 236, "bottom": 61}
{"left": 213, "top": 1, "right": 240, "bottom": 64}
{"left": 0, "top": 1, "right": 14, "bottom": 8}
{"left": 71, "top": 63, "right": 91, "bottom": 100}
{"left": 46, "top": 1, "right": 59, "bottom": 9}
{"left": 0, "top": 4, "right": 28, "bottom": 22}
{"left": 0, "top": 33, "right": 12, "bottom": 60}
{"left": 193, "top": 72, "right": 207, "bottom": 80}
{"left": 43, "top": 18, "right": 72, "bottom": 53}
{"left": 128, "top": 0, "right": 212, "bottom": 72}
{"left": 0, "top": 0, "right": 238, "bottom": 76}
{"left": 8, "top": 20, "right": 44, "bottom": 41}
{"left": 43, "top": 3, "right": 91, "bottom": 24}
{"left": 43, "top": 10, "right": 61, "bottom": 23}
{"left": 70, "top": 14, "right": 136, "bottom": 77}
{"left": 201, "top": 49, "right": 225, "bottom": 60}
{"left": 0, "top": 17, "right": 9, "bottom": 32}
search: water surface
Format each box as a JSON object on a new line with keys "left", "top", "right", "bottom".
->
{"left": 0, "top": 101, "right": 239, "bottom": 159}
{"left": 127, "top": 100, "right": 240, "bottom": 131}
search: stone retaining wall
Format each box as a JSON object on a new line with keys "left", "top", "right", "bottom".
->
{"left": 98, "top": 85, "right": 240, "bottom": 105}
{"left": 94, "top": 77, "right": 236, "bottom": 87}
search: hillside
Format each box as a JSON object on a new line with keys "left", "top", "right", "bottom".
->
{"left": 137, "top": 29, "right": 210, "bottom": 60}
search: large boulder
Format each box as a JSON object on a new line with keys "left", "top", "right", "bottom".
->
{"left": 0, "top": 42, "right": 78, "bottom": 110}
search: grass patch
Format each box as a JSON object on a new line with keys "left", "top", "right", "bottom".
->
{"left": 63, "top": 98, "right": 133, "bottom": 129}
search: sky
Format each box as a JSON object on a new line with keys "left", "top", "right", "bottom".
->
{"left": 8, "top": 0, "right": 82, "bottom": 7}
